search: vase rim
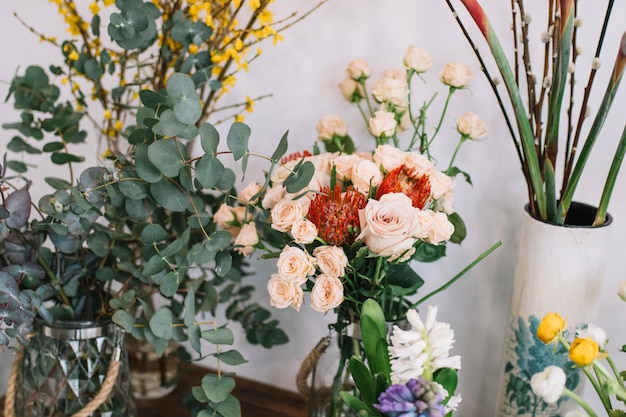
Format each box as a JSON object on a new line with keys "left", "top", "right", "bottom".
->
{"left": 34, "top": 318, "right": 117, "bottom": 340}
{"left": 524, "top": 201, "right": 613, "bottom": 229}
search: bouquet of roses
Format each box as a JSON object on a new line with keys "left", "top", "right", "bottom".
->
{"left": 215, "top": 44, "right": 499, "bottom": 415}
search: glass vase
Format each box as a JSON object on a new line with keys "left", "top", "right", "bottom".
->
{"left": 126, "top": 335, "right": 181, "bottom": 400}
{"left": 13, "top": 319, "right": 136, "bottom": 417}
{"left": 308, "top": 325, "right": 361, "bottom": 417}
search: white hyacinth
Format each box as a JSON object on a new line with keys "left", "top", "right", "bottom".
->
{"left": 388, "top": 305, "right": 461, "bottom": 384}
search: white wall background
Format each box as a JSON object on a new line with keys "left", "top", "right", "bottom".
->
{"left": 1, "top": 1, "right": 625, "bottom": 415}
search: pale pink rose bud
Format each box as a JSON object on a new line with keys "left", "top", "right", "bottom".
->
{"left": 238, "top": 181, "right": 263, "bottom": 205}
{"left": 403, "top": 151, "right": 434, "bottom": 178}
{"left": 439, "top": 62, "right": 472, "bottom": 88}
{"left": 313, "top": 246, "right": 348, "bottom": 278}
{"left": 276, "top": 246, "right": 315, "bottom": 285}
{"left": 429, "top": 170, "right": 454, "bottom": 200}
{"left": 403, "top": 46, "right": 433, "bottom": 73}
{"left": 234, "top": 222, "right": 259, "bottom": 256}
{"left": 457, "top": 111, "right": 489, "bottom": 140}
{"left": 291, "top": 219, "right": 318, "bottom": 244}
{"left": 346, "top": 59, "right": 372, "bottom": 80}
{"left": 383, "top": 68, "right": 406, "bottom": 80}
{"left": 316, "top": 115, "right": 348, "bottom": 141}
{"left": 310, "top": 273, "right": 344, "bottom": 313}
{"left": 271, "top": 159, "right": 297, "bottom": 185}
{"left": 374, "top": 144, "right": 405, "bottom": 172}
{"left": 368, "top": 111, "right": 397, "bottom": 138}
{"left": 351, "top": 159, "right": 383, "bottom": 194}
{"left": 372, "top": 77, "right": 409, "bottom": 107}
{"left": 267, "top": 274, "right": 303, "bottom": 311}
{"left": 338, "top": 77, "right": 365, "bottom": 102}
{"left": 261, "top": 185, "right": 286, "bottom": 210}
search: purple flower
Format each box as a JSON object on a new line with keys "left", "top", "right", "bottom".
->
{"left": 374, "top": 378, "right": 445, "bottom": 417}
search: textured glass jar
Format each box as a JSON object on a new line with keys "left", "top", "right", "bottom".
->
{"left": 14, "top": 319, "right": 136, "bottom": 417}
{"left": 126, "top": 336, "right": 181, "bottom": 399}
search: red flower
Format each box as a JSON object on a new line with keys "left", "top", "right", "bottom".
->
{"left": 376, "top": 165, "right": 431, "bottom": 209}
{"left": 280, "top": 150, "right": 313, "bottom": 165}
{"left": 307, "top": 185, "right": 366, "bottom": 246}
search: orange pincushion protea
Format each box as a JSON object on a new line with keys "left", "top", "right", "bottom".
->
{"left": 376, "top": 165, "right": 431, "bottom": 209}
{"left": 307, "top": 185, "right": 366, "bottom": 246}
{"left": 280, "top": 150, "right": 313, "bottom": 165}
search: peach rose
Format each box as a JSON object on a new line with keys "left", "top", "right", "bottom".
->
{"left": 403, "top": 46, "right": 433, "bottom": 73}
{"left": 427, "top": 211, "right": 455, "bottom": 245}
{"left": 267, "top": 274, "right": 303, "bottom": 311}
{"left": 234, "top": 222, "right": 259, "bottom": 256}
{"left": 429, "top": 170, "right": 454, "bottom": 200}
{"left": 346, "top": 59, "right": 372, "bottom": 80}
{"left": 310, "top": 273, "right": 344, "bottom": 313}
{"left": 358, "top": 193, "right": 420, "bottom": 260}
{"left": 414, "top": 209, "right": 434, "bottom": 240}
{"left": 214, "top": 204, "right": 240, "bottom": 237}
{"left": 271, "top": 159, "right": 298, "bottom": 185}
{"left": 291, "top": 219, "right": 318, "bottom": 244}
{"left": 372, "top": 77, "right": 409, "bottom": 107}
{"left": 439, "top": 62, "right": 472, "bottom": 88}
{"left": 276, "top": 246, "right": 315, "bottom": 285}
{"left": 332, "top": 153, "right": 364, "bottom": 181}
{"left": 261, "top": 185, "right": 286, "bottom": 210}
{"left": 373, "top": 144, "right": 405, "bottom": 172}
{"left": 313, "top": 246, "right": 348, "bottom": 278}
{"left": 271, "top": 199, "right": 307, "bottom": 233}
{"left": 338, "top": 77, "right": 365, "bottom": 102}
{"left": 351, "top": 159, "right": 383, "bottom": 194}
{"left": 238, "top": 181, "right": 263, "bottom": 205}
{"left": 368, "top": 111, "right": 397, "bottom": 138}
{"left": 316, "top": 115, "right": 348, "bottom": 141}
{"left": 403, "top": 152, "right": 434, "bottom": 178}
{"left": 457, "top": 111, "right": 488, "bottom": 140}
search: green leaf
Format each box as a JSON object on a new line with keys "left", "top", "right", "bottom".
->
{"left": 45, "top": 177, "right": 71, "bottom": 190}
{"left": 215, "top": 250, "right": 232, "bottom": 277}
{"left": 201, "top": 327, "right": 234, "bottom": 345}
{"left": 195, "top": 154, "right": 224, "bottom": 189}
{"left": 184, "top": 288, "right": 201, "bottom": 354}
{"left": 271, "top": 131, "right": 289, "bottom": 161}
{"left": 447, "top": 212, "right": 467, "bottom": 244}
{"left": 141, "top": 224, "right": 168, "bottom": 244}
{"left": 227, "top": 122, "right": 250, "bottom": 161}
{"left": 201, "top": 374, "right": 236, "bottom": 403}
{"left": 160, "top": 270, "right": 183, "bottom": 297}
{"left": 412, "top": 242, "right": 446, "bottom": 263}
{"left": 140, "top": 89, "right": 167, "bottom": 108}
{"left": 283, "top": 160, "right": 314, "bottom": 193}
{"left": 338, "top": 392, "right": 370, "bottom": 415}
{"left": 51, "top": 152, "right": 84, "bottom": 164}
{"left": 204, "top": 231, "right": 232, "bottom": 251}
{"left": 214, "top": 349, "right": 248, "bottom": 366}
{"left": 348, "top": 356, "right": 376, "bottom": 406}
{"left": 135, "top": 144, "right": 163, "bottom": 183}
{"left": 112, "top": 309, "right": 136, "bottom": 333}
{"left": 211, "top": 394, "right": 241, "bottom": 417}
{"left": 148, "top": 139, "right": 186, "bottom": 177}
{"left": 149, "top": 307, "right": 175, "bottom": 340}
{"left": 434, "top": 368, "right": 458, "bottom": 400}
{"left": 199, "top": 123, "right": 220, "bottom": 154}
{"left": 150, "top": 178, "right": 190, "bottom": 212}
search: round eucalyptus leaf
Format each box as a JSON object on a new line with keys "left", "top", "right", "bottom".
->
{"left": 5, "top": 187, "right": 31, "bottom": 228}
{"left": 215, "top": 167, "right": 236, "bottom": 191}
{"left": 199, "top": 123, "right": 219, "bottom": 154}
{"left": 147, "top": 139, "right": 185, "bottom": 177}
{"left": 195, "top": 154, "right": 224, "bottom": 189}
{"left": 149, "top": 307, "right": 175, "bottom": 340}
{"left": 150, "top": 178, "right": 190, "bottom": 212}
{"left": 135, "top": 144, "right": 163, "bottom": 183}
{"left": 141, "top": 224, "right": 168, "bottom": 244}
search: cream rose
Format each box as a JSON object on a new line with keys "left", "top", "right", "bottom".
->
{"left": 414, "top": 209, "right": 434, "bottom": 240}
{"left": 427, "top": 211, "right": 455, "bottom": 245}
{"left": 403, "top": 151, "right": 434, "bottom": 178}
{"left": 310, "top": 273, "right": 344, "bottom": 313}
{"left": 313, "top": 246, "right": 348, "bottom": 278}
{"left": 332, "top": 153, "right": 364, "bottom": 181}
{"left": 439, "top": 62, "right": 472, "bottom": 88}
{"left": 291, "top": 219, "right": 318, "bottom": 244}
{"left": 267, "top": 274, "right": 303, "bottom": 311}
{"left": 368, "top": 111, "right": 397, "bottom": 138}
{"left": 429, "top": 170, "right": 454, "bottom": 200}
{"left": 261, "top": 185, "right": 286, "bottom": 210}
{"left": 238, "top": 181, "right": 263, "bottom": 205}
{"left": 316, "top": 115, "right": 348, "bottom": 141}
{"left": 372, "top": 77, "right": 409, "bottom": 107}
{"left": 346, "top": 59, "right": 371, "bottom": 80}
{"left": 234, "top": 222, "right": 259, "bottom": 256}
{"left": 457, "top": 111, "right": 488, "bottom": 140}
{"left": 276, "top": 246, "right": 315, "bottom": 285}
{"left": 351, "top": 159, "right": 383, "bottom": 194}
{"left": 374, "top": 144, "right": 405, "bottom": 172}
{"left": 338, "top": 77, "right": 365, "bottom": 102}
{"left": 271, "top": 159, "right": 298, "bottom": 185}
{"left": 271, "top": 199, "right": 307, "bottom": 233}
{"left": 383, "top": 68, "right": 406, "bottom": 80}
{"left": 358, "top": 193, "right": 420, "bottom": 260}
{"left": 403, "top": 46, "right": 433, "bottom": 73}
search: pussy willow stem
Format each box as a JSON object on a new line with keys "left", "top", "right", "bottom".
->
{"left": 409, "top": 240, "right": 502, "bottom": 309}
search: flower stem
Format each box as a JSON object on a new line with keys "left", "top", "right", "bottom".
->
{"left": 429, "top": 87, "right": 454, "bottom": 145}
{"left": 447, "top": 135, "right": 468, "bottom": 173}
{"left": 562, "top": 388, "right": 598, "bottom": 417}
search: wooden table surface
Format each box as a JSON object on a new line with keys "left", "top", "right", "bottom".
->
{"left": 0, "top": 363, "right": 310, "bottom": 417}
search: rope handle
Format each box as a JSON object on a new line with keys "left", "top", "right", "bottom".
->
{"left": 295, "top": 335, "right": 331, "bottom": 396}
{"left": 4, "top": 347, "right": 122, "bottom": 417}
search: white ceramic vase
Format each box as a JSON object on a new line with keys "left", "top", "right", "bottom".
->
{"left": 496, "top": 202, "right": 613, "bottom": 416}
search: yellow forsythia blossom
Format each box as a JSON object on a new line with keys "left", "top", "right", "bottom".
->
{"left": 103, "top": 0, "right": 115, "bottom": 5}
{"left": 103, "top": 109, "right": 112, "bottom": 120}
{"left": 245, "top": 96, "right": 254, "bottom": 113}
{"left": 89, "top": 2, "right": 100, "bottom": 15}
{"left": 569, "top": 337, "right": 599, "bottom": 366}
{"left": 536, "top": 312, "right": 565, "bottom": 344}
{"left": 235, "top": 114, "right": 244, "bottom": 123}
